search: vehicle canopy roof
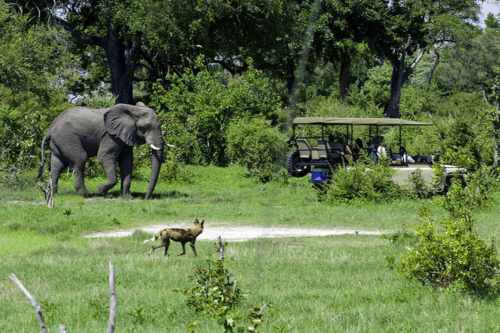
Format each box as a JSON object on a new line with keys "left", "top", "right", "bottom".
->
{"left": 293, "top": 117, "right": 432, "bottom": 126}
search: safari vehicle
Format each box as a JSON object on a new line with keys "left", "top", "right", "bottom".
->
{"left": 287, "top": 117, "right": 465, "bottom": 192}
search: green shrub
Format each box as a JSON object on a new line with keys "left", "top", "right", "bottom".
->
{"left": 408, "top": 169, "right": 432, "bottom": 199}
{"left": 150, "top": 58, "right": 282, "bottom": 166}
{"left": 0, "top": 5, "right": 71, "bottom": 170}
{"left": 226, "top": 118, "right": 287, "bottom": 182}
{"left": 184, "top": 259, "right": 242, "bottom": 317}
{"left": 183, "top": 255, "right": 267, "bottom": 333}
{"left": 130, "top": 144, "right": 193, "bottom": 183}
{"left": 434, "top": 93, "right": 495, "bottom": 169}
{"left": 327, "top": 163, "right": 399, "bottom": 202}
{"left": 399, "top": 182, "right": 499, "bottom": 295}
{"left": 443, "top": 166, "right": 496, "bottom": 219}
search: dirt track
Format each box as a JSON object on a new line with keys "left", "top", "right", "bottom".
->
{"left": 84, "top": 224, "right": 386, "bottom": 242}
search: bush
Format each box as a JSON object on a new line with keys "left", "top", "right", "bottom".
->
{"left": 183, "top": 256, "right": 267, "bottom": 333}
{"left": 443, "top": 166, "right": 496, "bottom": 218}
{"left": 399, "top": 181, "right": 499, "bottom": 295}
{"left": 226, "top": 118, "right": 287, "bottom": 182}
{"left": 150, "top": 58, "right": 282, "bottom": 166}
{"left": 434, "top": 93, "right": 495, "bottom": 169}
{"left": 184, "top": 259, "right": 242, "bottom": 317}
{"left": 0, "top": 5, "right": 71, "bottom": 170}
{"left": 327, "top": 163, "right": 399, "bottom": 202}
{"left": 408, "top": 169, "right": 432, "bottom": 199}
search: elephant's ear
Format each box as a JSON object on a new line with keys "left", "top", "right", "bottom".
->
{"left": 104, "top": 105, "right": 137, "bottom": 146}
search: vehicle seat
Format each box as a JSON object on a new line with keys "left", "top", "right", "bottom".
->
{"left": 316, "top": 142, "right": 328, "bottom": 159}
{"left": 390, "top": 153, "right": 406, "bottom": 166}
{"left": 296, "top": 139, "right": 312, "bottom": 159}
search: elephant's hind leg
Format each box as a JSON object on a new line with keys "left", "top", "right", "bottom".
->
{"left": 73, "top": 158, "right": 89, "bottom": 196}
{"left": 50, "top": 154, "right": 66, "bottom": 193}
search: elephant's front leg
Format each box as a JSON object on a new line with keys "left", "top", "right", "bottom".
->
{"left": 119, "top": 147, "right": 133, "bottom": 197}
{"left": 98, "top": 157, "right": 118, "bottom": 195}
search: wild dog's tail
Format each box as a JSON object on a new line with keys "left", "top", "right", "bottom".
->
{"left": 37, "top": 134, "right": 50, "bottom": 180}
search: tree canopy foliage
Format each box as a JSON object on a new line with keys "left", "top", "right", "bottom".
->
{"left": 1, "top": 0, "right": 499, "bottom": 171}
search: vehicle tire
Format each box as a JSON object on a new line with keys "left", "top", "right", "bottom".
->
{"left": 287, "top": 151, "right": 310, "bottom": 177}
{"left": 443, "top": 174, "right": 465, "bottom": 194}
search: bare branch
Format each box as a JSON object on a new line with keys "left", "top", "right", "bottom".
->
{"left": 9, "top": 274, "right": 48, "bottom": 333}
{"left": 39, "top": 179, "right": 54, "bottom": 208}
{"left": 409, "top": 49, "right": 426, "bottom": 70}
{"left": 217, "top": 236, "right": 225, "bottom": 261}
{"left": 107, "top": 261, "right": 117, "bottom": 333}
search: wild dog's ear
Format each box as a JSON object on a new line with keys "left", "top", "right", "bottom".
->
{"left": 193, "top": 218, "right": 199, "bottom": 224}
{"left": 200, "top": 220, "right": 204, "bottom": 227}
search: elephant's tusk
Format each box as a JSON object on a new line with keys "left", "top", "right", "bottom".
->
{"left": 150, "top": 144, "right": 161, "bottom": 151}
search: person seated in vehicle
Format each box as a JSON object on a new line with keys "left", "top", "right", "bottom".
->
{"left": 368, "top": 136, "right": 382, "bottom": 162}
{"left": 327, "top": 134, "right": 349, "bottom": 165}
{"left": 400, "top": 146, "right": 415, "bottom": 164}
{"left": 351, "top": 138, "right": 364, "bottom": 162}
{"left": 376, "top": 141, "right": 388, "bottom": 163}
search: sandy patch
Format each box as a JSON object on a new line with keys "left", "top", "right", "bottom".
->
{"left": 84, "top": 224, "right": 386, "bottom": 242}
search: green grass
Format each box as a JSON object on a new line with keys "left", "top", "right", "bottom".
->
{"left": 1, "top": 236, "right": 499, "bottom": 332}
{"left": 1, "top": 165, "right": 499, "bottom": 239}
{"left": 0, "top": 166, "right": 499, "bottom": 332}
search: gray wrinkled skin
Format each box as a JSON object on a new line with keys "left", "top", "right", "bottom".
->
{"left": 40, "top": 103, "right": 164, "bottom": 199}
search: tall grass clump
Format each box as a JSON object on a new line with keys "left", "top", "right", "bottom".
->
{"left": 399, "top": 168, "right": 499, "bottom": 295}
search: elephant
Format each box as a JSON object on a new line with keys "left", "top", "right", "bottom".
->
{"left": 38, "top": 103, "right": 164, "bottom": 199}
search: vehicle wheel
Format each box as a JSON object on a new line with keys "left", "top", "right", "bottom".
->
{"left": 443, "top": 174, "right": 465, "bottom": 193}
{"left": 287, "top": 151, "right": 310, "bottom": 177}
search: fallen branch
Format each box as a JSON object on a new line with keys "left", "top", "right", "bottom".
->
{"left": 106, "top": 261, "right": 117, "bottom": 333}
{"left": 9, "top": 274, "right": 48, "bottom": 333}
{"left": 59, "top": 324, "right": 68, "bottom": 333}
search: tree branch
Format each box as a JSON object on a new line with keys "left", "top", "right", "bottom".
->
{"left": 106, "top": 261, "right": 117, "bottom": 333}
{"left": 9, "top": 274, "right": 48, "bottom": 333}
{"left": 409, "top": 49, "right": 426, "bottom": 70}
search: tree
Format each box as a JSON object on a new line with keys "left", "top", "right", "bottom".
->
{"left": 0, "top": 0, "right": 70, "bottom": 168}
{"left": 312, "top": 0, "right": 371, "bottom": 99}
{"left": 363, "top": 0, "right": 479, "bottom": 118}
{"left": 10, "top": 0, "right": 213, "bottom": 103}
{"left": 485, "top": 12, "right": 500, "bottom": 30}
{"left": 438, "top": 17, "right": 500, "bottom": 166}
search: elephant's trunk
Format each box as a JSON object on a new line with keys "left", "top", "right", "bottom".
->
{"left": 145, "top": 148, "right": 163, "bottom": 199}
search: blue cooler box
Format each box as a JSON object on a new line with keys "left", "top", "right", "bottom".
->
{"left": 311, "top": 169, "right": 329, "bottom": 184}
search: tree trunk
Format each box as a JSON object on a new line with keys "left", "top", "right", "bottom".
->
{"left": 494, "top": 106, "right": 499, "bottom": 169}
{"left": 286, "top": 59, "right": 297, "bottom": 130}
{"left": 339, "top": 51, "right": 351, "bottom": 100}
{"left": 384, "top": 54, "right": 406, "bottom": 118}
{"left": 286, "top": 60, "right": 296, "bottom": 105}
{"left": 104, "top": 28, "right": 135, "bottom": 104}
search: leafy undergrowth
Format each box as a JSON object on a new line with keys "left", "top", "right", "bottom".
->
{"left": 1, "top": 236, "right": 499, "bottom": 332}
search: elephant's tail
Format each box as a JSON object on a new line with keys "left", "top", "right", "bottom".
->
{"left": 38, "top": 134, "right": 50, "bottom": 180}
